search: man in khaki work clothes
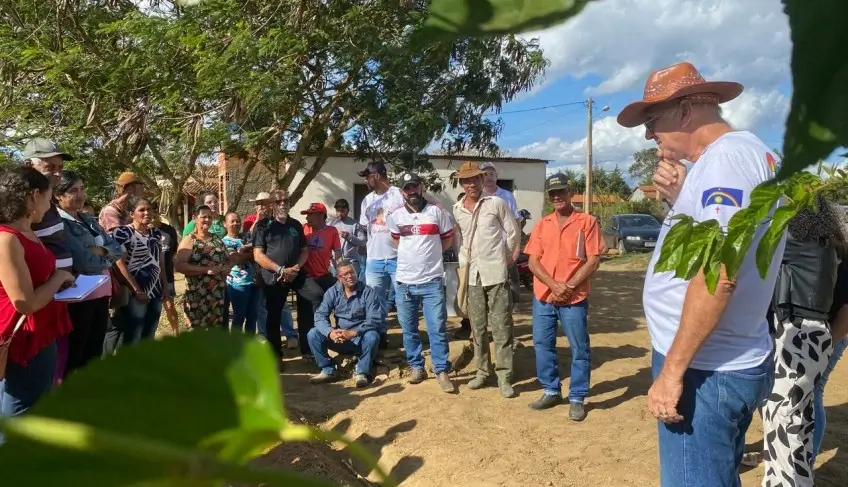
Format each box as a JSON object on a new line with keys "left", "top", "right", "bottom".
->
{"left": 453, "top": 162, "right": 521, "bottom": 398}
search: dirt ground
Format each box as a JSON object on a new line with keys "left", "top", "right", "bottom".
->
{"left": 172, "top": 254, "right": 848, "bottom": 486}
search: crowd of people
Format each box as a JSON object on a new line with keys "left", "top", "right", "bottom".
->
{"left": 0, "top": 61, "right": 846, "bottom": 487}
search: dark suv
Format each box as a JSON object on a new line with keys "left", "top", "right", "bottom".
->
{"left": 602, "top": 214, "right": 661, "bottom": 255}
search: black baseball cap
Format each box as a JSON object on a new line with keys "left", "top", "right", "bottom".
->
{"left": 334, "top": 198, "right": 350, "bottom": 209}
{"left": 357, "top": 162, "right": 387, "bottom": 177}
{"left": 397, "top": 172, "right": 423, "bottom": 189}
{"left": 545, "top": 173, "right": 571, "bottom": 192}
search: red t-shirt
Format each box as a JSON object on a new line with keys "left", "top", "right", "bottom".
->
{"left": 303, "top": 224, "right": 341, "bottom": 278}
{"left": 242, "top": 214, "right": 257, "bottom": 233}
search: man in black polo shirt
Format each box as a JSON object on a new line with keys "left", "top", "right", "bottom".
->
{"left": 253, "top": 192, "right": 308, "bottom": 364}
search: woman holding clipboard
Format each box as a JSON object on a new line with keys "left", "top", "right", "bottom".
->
{"left": 0, "top": 167, "right": 75, "bottom": 417}
{"left": 56, "top": 171, "right": 123, "bottom": 377}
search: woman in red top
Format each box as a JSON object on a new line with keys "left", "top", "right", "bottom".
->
{"left": 0, "top": 167, "right": 75, "bottom": 417}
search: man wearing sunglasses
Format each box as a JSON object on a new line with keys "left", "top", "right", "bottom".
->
{"left": 618, "top": 62, "right": 785, "bottom": 487}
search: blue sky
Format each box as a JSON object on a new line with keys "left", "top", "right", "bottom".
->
{"left": 486, "top": 0, "right": 799, "bottom": 183}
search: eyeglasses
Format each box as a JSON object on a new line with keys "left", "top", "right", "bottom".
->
{"left": 644, "top": 114, "right": 661, "bottom": 133}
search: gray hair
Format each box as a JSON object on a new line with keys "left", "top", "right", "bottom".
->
{"left": 336, "top": 259, "right": 357, "bottom": 275}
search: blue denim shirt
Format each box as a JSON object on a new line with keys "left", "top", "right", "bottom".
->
{"left": 58, "top": 208, "right": 123, "bottom": 275}
{"left": 314, "top": 281, "right": 381, "bottom": 339}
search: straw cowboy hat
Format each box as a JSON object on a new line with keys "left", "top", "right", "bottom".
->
{"left": 616, "top": 62, "right": 744, "bottom": 128}
{"left": 454, "top": 161, "right": 486, "bottom": 179}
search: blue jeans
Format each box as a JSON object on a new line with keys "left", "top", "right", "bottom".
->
{"left": 227, "top": 284, "right": 258, "bottom": 334}
{"left": 531, "top": 298, "right": 590, "bottom": 402}
{"left": 0, "top": 341, "right": 57, "bottom": 417}
{"left": 306, "top": 327, "right": 380, "bottom": 377}
{"left": 813, "top": 336, "right": 848, "bottom": 461}
{"left": 256, "top": 286, "right": 296, "bottom": 339}
{"left": 395, "top": 278, "right": 451, "bottom": 374}
{"left": 366, "top": 258, "right": 396, "bottom": 333}
{"left": 653, "top": 349, "right": 772, "bottom": 487}
{"left": 120, "top": 295, "right": 163, "bottom": 346}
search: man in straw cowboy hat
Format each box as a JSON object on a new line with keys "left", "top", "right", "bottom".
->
{"left": 453, "top": 161, "right": 521, "bottom": 398}
{"left": 618, "top": 62, "right": 785, "bottom": 485}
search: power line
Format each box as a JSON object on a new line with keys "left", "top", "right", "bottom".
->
{"left": 484, "top": 100, "right": 587, "bottom": 117}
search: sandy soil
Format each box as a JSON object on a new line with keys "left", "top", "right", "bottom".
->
{"left": 265, "top": 253, "right": 848, "bottom": 487}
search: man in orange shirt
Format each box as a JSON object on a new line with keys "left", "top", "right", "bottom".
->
{"left": 297, "top": 202, "right": 342, "bottom": 358}
{"left": 525, "top": 174, "right": 602, "bottom": 420}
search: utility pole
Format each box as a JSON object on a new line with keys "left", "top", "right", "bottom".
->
{"left": 585, "top": 97, "right": 594, "bottom": 214}
{"left": 584, "top": 98, "right": 609, "bottom": 215}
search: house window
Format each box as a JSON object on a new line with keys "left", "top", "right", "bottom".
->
{"left": 497, "top": 179, "right": 514, "bottom": 192}
{"left": 353, "top": 184, "right": 370, "bottom": 220}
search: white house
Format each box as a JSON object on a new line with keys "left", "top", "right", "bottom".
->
{"left": 218, "top": 152, "right": 548, "bottom": 231}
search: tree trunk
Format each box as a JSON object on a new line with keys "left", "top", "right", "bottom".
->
{"left": 288, "top": 131, "right": 341, "bottom": 206}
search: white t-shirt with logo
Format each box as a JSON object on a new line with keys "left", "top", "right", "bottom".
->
{"left": 359, "top": 186, "right": 405, "bottom": 260}
{"left": 643, "top": 131, "right": 785, "bottom": 371}
{"left": 387, "top": 203, "right": 455, "bottom": 285}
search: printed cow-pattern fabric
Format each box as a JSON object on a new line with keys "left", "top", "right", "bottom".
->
{"left": 762, "top": 317, "right": 832, "bottom": 487}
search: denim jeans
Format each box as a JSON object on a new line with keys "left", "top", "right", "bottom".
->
{"left": 256, "top": 286, "right": 296, "bottom": 339}
{"left": 119, "top": 295, "right": 163, "bottom": 346}
{"left": 366, "top": 258, "right": 396, "bottom": 333}
{"left": 652, "top": 349, "right": 772, "bottom": 487}
{"left": 531, "top": 298, "right": 590, "bottom": 402}
{"left": 306, "top": 327, "right": 380, "bottom": 377}
{"left": 813, "top": 336, "right": 848, "bottom": 461}
{"left": 395, "top": 278, "right": 451, "bottom": 374}
{"left": 0, "top": 341, "right": 57, "bottom": 417}
{"left": 227, "top": 284, "right": 258, "bottom": 334}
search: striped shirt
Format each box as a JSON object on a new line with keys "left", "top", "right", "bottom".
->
{"left": 32, "top": 204, "right": 73, "bottom": 271}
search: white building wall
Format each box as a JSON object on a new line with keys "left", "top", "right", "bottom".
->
{"left": 283, "top": 156, "right": 546, "bottom": 231}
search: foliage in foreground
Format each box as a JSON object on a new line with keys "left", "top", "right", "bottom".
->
{"left": 0, "top": 331, "right": 393, "bottom": 487}
{"left": 653, "top": 171, "right": 826, "bottom": 293}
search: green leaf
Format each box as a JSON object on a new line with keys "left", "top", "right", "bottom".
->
{"left": 0, "top": 331, "right": 301, "bottom": 486}
{"left": 675, "top": 220, "right": 719, "bottom": 281}
{"left": 704, "top": 230, "right": 725, "bottom": 294}
{"left": 721, "top": 208, "right": 757, "bottom": 279}
{"left": 654, "top": 215, "right": 694, "bottom": 273}
{"left": 747, "top": 182, "right": 783, "bottom": 223}
{"left": 778, "top": 0, "right": 848, "bottom": 181}
{"left": 0, "top": 415, "right": 334, "bottom": 487}
{"left": 421, "top": 0, "right": 593, "bottom": 39}
{"left": 755, "top": 203, "right": 798, "bottom": 278}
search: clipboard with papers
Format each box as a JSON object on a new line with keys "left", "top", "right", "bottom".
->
{"left": 54, "top": 274, "right": 109, "bottom": 302}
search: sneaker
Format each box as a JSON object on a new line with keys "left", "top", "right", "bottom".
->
{"left": 301, "top": 354, "right": 314, "bottom": 362}
{"left": 466, "top": 376, "right": 488, "bottom": 390}
{"left": 408, "top": 367, "right": 427, "bottom": 384}
{"left": 286, "top": 337, "right": 299, "bottom": 349}
{"left": 309, "top": 372, "right": 338, "bottom": 384}
{"left": 436, "top": 372, "right": 457, "bottom": 393}
{"left": 354, "top": 374, "right": 370, "bottom": 388}
{"left": 528, "top": 393, "right": 562, "bottom": 410}
{"left": 569, "top": 401, "right": 587, "bottom": 421}
{"left": 498, "top": 381, "right": 517, "bottom": 399}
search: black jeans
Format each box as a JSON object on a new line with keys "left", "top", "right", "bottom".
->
{"left": 65, "top": 296, "right": 110, "bottom": 377}
{"left": 263, "top": 283, "right": 293, "bottom": 358}
{"left": 296, "top": 274, "right": 336, "bottom": 355}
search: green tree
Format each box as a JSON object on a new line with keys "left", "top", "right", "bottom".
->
{"left": 629, "top": 148, "right": 659, "bottom": 186}
{"left": 190, "top": 0, "right": 547, "bottom": 208}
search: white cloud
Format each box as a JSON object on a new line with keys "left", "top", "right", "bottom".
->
{"left": 507, "top": 0, "right": 792, "bottom": 178}
{"left": 513, "top": 88, "right": 790, "bottom": 174}
{"left": 522, "top": 0, "right": 791, "bottom": 97}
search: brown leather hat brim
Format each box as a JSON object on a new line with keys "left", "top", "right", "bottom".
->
{"left": 616, "top": 81, "right": 744, "bottom": 128}
{"left": 454, "top": 169, "right": 485, "bottom": 179}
